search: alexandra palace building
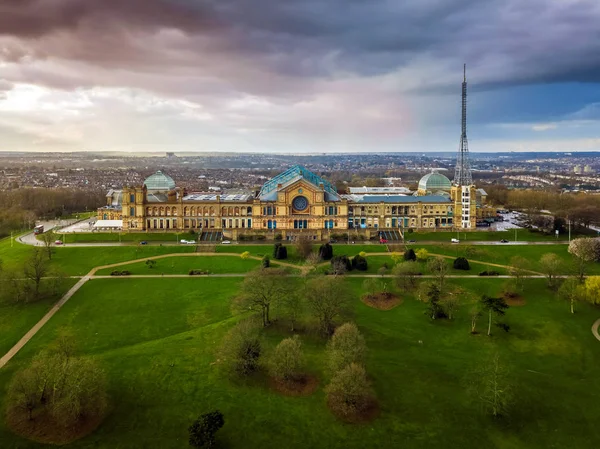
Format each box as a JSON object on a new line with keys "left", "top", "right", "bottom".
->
{"left": 98, "top": 165, "right": 495, "bottom": 241}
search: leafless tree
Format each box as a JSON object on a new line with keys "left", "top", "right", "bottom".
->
{"left": 306, "top": 276, "right": 352, "bottom": 336}
{"left": 233, "top": 268, "right": 289, "bottom": 327}
{"left": 24, "top": 249, "right": 49, "bottom": 301}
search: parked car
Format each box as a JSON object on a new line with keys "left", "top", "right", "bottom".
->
{"left": 54, "top": 240, "right": 63, "bottom": 245}
{"left": 221, "top": 240, "right": 231, "bottom": 244}
{"left": 180, "top": 239, "right": 188, "bottom": 244}
{"left": 408, "top": 239, "right": 416, "bottom": 243}
{"left": 500, "top": 239, "right": 509, "bottom": 243}
{"left": 140, "top": 241, "right": 148, "bottom": 245}
{"left": 379, "top": 238, "right": 388, "bottom": 244}
{"left": 451, "top": 238, "right": 460, "bottom": 243}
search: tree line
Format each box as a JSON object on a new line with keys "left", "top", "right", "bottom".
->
{"left": 0, "top": 188, "right": 105, "bottom": 238}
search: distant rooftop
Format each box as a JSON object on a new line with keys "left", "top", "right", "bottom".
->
{"left": 348, "top": 186, "right": 411, "bottom": 194}
{"left": 342, "top": 194, "right": 451, "bottom": 204}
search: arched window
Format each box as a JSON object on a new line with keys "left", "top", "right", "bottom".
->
{"left": 159, "top": 207, "right": 164, "bottom": 216}
{"left": 210, "top": 207, "right": 215, "bottom": 216}
{"left": 228, "top": 206, "right": 234, "bottom": 216}
{"left": 247, "top": 206, "right": 252, "bottom": 215}
{"left": 234, "top": 207, "right": 240, "bottom": 216}
{"left": 222, "top": 207, "right": 227, "bottom": 216}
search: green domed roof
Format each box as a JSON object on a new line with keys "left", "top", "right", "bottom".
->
{"left": 418, "top": 171, "right": 452, "bottom": 192}
{"left": 144, "top": 171, "right": 176, "bottom": 191}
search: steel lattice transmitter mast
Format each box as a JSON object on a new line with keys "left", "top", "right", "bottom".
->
{"left": 452, "top": 64, "right": 475, "bottom": 229}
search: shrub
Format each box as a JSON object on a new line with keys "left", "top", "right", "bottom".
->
{"left": 256, "top": 235, "right": 266, "bottom": 241}
{"left": 325, "top": 363, "right": 376, "bottom": 419}
{"left": 319, "top": 243, "right": 334, "bottom": 260}
{"left": 403, "top": 248, "right": 416, "bottom": 261}
{"left": 262, "top": 255, "right": 270, "bottom": 268}
{"left": 453, "top": 257, "right": 470, "bottom": 270}
{"left": 240, "top": 251, "right": 250, "bottom": 259}
{"left": 273, "top": 243, "right": 288, "bottom": 260}
{"left": 352, "top": 254, "right": 368, "bottom": 271}
{"left": 416, "top": 249, "right": 429, "bottom": 261}
{"left": 407, "top": 228, "right": 414, "bottom": 234}
{"left": 479, "top": 271, "right": 500, "bottom": 276}
{"left": 359, "top": 251, "right": 367, "bottom": 257}
{"left": 188, "top": 410, "right": 224, "bottom": 448}
{"left": 189, "top": 270, "right": 208, "bottom": 276}
{"left": 331, "top": 255, "right": 352, "bottom": 273}
{"left": 274, "top": 233, "right": 283, "bottom": 241}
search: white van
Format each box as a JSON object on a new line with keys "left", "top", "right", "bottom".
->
{"left": 451, "top": 238, "right": 460, "bottom": 243}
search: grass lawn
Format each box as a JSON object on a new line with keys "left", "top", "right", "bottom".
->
{"left": 409, "top": 243, "right": 600, "bottom": 274}
{"left": 357, "top": 255, "right": 506, "bottom": 275}
{"left": 404, "top": 229, "right": 595, "bottom": 242}
{"left": 1, "top": 277, "right": 599, "bottom": 448}
{"left": 94, "top": 255, "right": 263, "bottom": 275}
{"left": 0, "top": 279, "right": 78, "bottom": 356}
{"left": 56, "top": 232, "right": 200, "bottom": 244}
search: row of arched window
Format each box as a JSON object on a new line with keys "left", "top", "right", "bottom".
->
{"left": 145, "top": 206, "right": 254, "bottom": 217}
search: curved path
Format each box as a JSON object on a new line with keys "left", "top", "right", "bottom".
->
{"left": 0, "top": 250, "right": 586, "bottom": 370}
{"left": 593, "top": 319, "right": 600, "bottom": 342}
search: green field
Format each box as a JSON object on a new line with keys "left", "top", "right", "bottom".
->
{"left": 408, "top": 243, "right": 600, "bottom": 274}
{"left": 404, "top": 229, "right": 597, "bottom": 243}
{"left": 94, "top": 255, "right": 264, "bottom": 276}
{"left": 56, "top": 232, "right": 199, "bottom": 244}
{"left": 1, "top": 276, "right": 599, "bottom": 448}
{"left": 356, "top": 255, "right": 507, "bottom": 275}
{"left": 0, "top": 279, "right": 78, "bottom": 356}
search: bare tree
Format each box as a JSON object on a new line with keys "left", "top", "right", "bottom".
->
{"left": 279, "top": 290, "right": 304, "bottom": 332}
{"left": 24, "top": 249, "right": 49, "bottom": 301}
{"left": 441, "top": 294, "right": 460, "bottom": 320}
{"left": 539, "top": 253, "right": 563, "bottom": 290}
{"left": 219, "top": 319, "right": 262, "bottom": 376}
{"left": 470, "top": 307, "right": 482, "bottom": 334}
{"left": 39, "top": 231, "right": 57, "bottom": 260}
{"left": 472, "top": 353, "right": 513, "bottom": 418}
{"left": 6, "top": 350, "right": 108, "bottom": 428}
{"left": 557, "top": 277, "right": 585, "bottom": 314}
{"left": 427, "top": 256, "right": 448, "bottom": 293}
{"left": 306, "top": 276, "right": 352, "bottom": 336}
{"left": 295, "top": 237, "right": 314, "bottom": 261}
{"left": 509, "top": 256, "right": 528, "bottom": 291}
{"left": 233, "top": 268, "right": 289, "bottom": 327}
{"left": 393, "top": 262, "right": 420, "bottom": 290}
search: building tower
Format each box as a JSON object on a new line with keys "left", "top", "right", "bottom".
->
{"left": 451, "top": 64, "right": 476, "bottom": 230}
{"left": 454, "top": 64, "right": 472, "bottom": 186}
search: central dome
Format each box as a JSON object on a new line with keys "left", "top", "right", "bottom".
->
{"left": 418, "top": 171, "right": 452, "bottom": 193}
{"left": 144, "top": 171, "right": 176, "bottom": 192}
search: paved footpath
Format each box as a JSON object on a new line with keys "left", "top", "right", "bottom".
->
{"left": 0, "top": 275, "right": 90, "bottom": 369}
{"left": 593, "top": 319, "right": 600, "bottom": 342}
{"left": 0, "top": 251, "right": 594, "bottom": 370}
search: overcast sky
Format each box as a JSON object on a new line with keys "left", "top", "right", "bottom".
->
{"left": 1, "top": 0, "right": 600, "bottom": 153}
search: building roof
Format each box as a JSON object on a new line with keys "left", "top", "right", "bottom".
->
{"left": 144, "top": 170, "right": 176, "bottom": 192}
{"left": 348, "top": 186, "right": 412, "bottom": 194}
{"left": 342, "top": 194, "right": 451, "bottom": 204}
{"left": 418, "top": 171, "right": 452, "bottom": 192}
{"left": 94, "top": 220, "right": 123, "bottom": 228}
{"left": 258, "top": 165, "right": 339, "bottom": 201}
{"left": 106, "top": 189, "right": 123, "bottom": 206}
{"left": 182, "top": 193, "right": 254, "bottom": 202}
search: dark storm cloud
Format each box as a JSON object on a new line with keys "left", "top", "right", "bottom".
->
{"left": 2, "top": 0, "right": 600, "bottom": 91}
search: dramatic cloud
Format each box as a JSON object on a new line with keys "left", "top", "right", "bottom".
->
{"left": 0, "top": 0, "right": 599, "bottom": 152}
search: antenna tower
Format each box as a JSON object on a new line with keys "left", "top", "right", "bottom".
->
{"left": 454, "top": 64, "right": 472, "bottom": 186}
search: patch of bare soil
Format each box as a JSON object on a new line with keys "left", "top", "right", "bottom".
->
{"left": 361, "top": 292, "right": 403, "bottom": 310}
{"left": 326, "top": 398, "right": 380, "bottom": 424}
{"left": 269, "top": 374, "right": 319, "bottom": 397}
{"left": 6, "top": 407, "right": 106, "bottom": 445}
{"left": 504, "top": 294, "right": 526, "bottom": 307}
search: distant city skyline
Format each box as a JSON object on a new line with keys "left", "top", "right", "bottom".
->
{"left": 1, "top": 0, "right": 600, "bottom": 153}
